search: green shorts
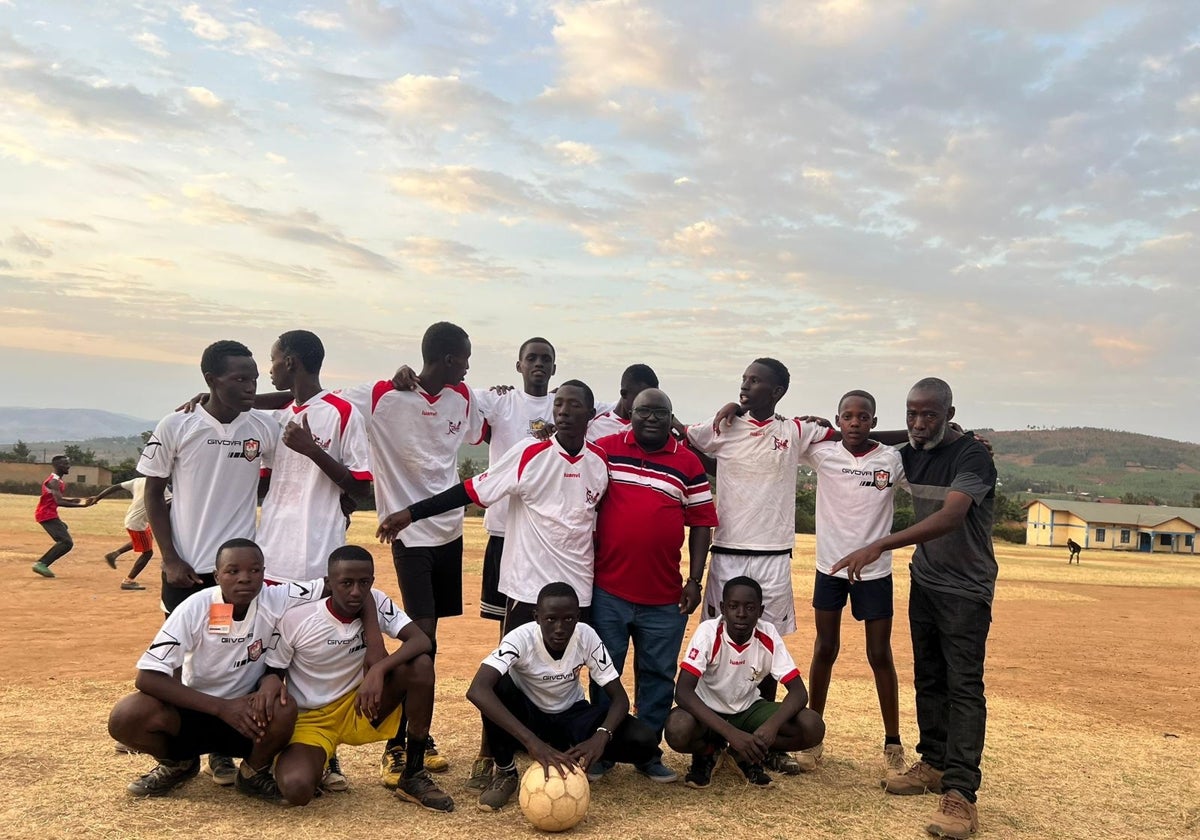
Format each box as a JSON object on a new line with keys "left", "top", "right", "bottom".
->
{"left": 719, "top": 698, "right": 781, "bottom": 733}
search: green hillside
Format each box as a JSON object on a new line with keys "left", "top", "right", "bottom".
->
{"left": 982, "top": 427, "right": 1200, "bottom": 506}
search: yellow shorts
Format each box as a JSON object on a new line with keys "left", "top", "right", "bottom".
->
{"left": 290, "top": 690, "right": 404, "bottom": 761}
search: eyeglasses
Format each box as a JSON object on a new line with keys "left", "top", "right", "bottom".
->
{"left": 632, "top": 407, "right": 672, "bottom": 420}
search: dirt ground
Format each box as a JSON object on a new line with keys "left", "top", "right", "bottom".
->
{"left": 2, "top": 497, "right": 1198, "bottom": 839}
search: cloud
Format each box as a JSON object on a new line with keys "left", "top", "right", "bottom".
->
{"left": 551, "top": 140, "right": 599, "bottom": 165}
{"left": 132, "top": 32, "right": 169, "bottom": 58}
{"left": 39, "top": 219, "right": 97, "bottom": 233}
{"left": 185, "top": 86, "right": 223, "bottom": 108}
{"left": 5, "top": 228, "right": 53, "bottom": 258}
{"left": 180, "top": 5, "right": 230, "bottom": 41}
{"left": 211, "top": 252, "right": 333, "bottom": 286}
{"left": 295, "top": 9, "right": 345, "bottom": 31}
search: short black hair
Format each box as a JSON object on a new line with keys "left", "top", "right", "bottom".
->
{"left": 557, "top": 379, "right": 595, "bottom": 410}
{"left": 722, "top": 575, "right": 763, "bottom": 603}
{"left": 201, "top": 340, "right": 253, "bottom": 376}
{"left": 910, "top": 377, "right": 953, "bottom": 411}
{"left": 519, "top": 336, "right": 556, "bottom": 359}
{"left": 51, "top": 454, "right": 69, "bottom": 464}
{"left": 277, "top": 330, "right": 325, "bottom": 374}
{"left": 839, "top": 389, "right": 876, "bottom": 414}
{"left": 328, "top": 544, "right": 374, "bottom": 572}
{"left": 216, "top": 537, "right": 263, "bottom": 566}
{"left": 421, "top": 321, "right": 469, "bottom": 364}
{"left": 751, "top": 357, "right": 790, "bottom": 393}
{"left": 621, "top": 363, "right": 659, "bottom": 388}
{"left": 536, "top": 581, "right": 579, "bottom": 607}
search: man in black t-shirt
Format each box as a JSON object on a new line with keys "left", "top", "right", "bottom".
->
{"left": 834, "top": 377, "right": 996, "bottom": 840}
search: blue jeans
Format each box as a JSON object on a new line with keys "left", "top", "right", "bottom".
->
{"left": 909, "top": 578, "right": 991, "bottom": 802}
{"left": 589, "top": 586, "right": 688, "bottom": 740}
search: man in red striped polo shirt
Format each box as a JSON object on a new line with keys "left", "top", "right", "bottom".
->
{"left": 590, "top": 388, "right": 718, "bottom": 782}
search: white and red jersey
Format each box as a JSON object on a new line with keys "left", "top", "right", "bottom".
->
{"left": 135, "top": 579, "right": 324, "bottom": 699}
{"left": 687, "top": 415, "right": 834, "bottom": 552}
{"left": 482, "top": 621, "right": 618, "bottom": 713}
{"left": 264, "top": 590, "right": 412, "bottom": 710}
{"left": 341, "top": 381, "right": 481, "bottom": 547}
{"left": 680, "top": 618, "right": 802, "bottom": 715}
{"left": 465, "top": 436, "right": 609, "bottom": 606}
{"left": 137, "top": 406, "right": 279, "bottom": 574}
{"left": 801, "top": 440, "right": 906, "bottom": 580}
{"left": 586, "top": 408, "right": 629, "bottom": 443}
{"left": 118, "top": 477, "right": 172, "bottom": 532}
{"left": 471, "top": 388, "right": 555, "bottom": 537}
{"left": 256, "top": 391, "right": 371, "bottom": 582}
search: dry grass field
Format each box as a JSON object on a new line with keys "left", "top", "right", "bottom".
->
{"left": 1, "top": 493, "right": 1197, "bottom": 839}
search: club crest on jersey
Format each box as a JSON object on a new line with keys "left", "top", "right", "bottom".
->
{"left": 447, "top": 420, "right": 462, "bottom": 436}
{"left": 529, "top": 418, "right": 548, "bottom": 436}
{"left": 872, "top": 470, "right": 892, "bottom": 491}
{"left": 585, "top": 488, "right": 601, "bottom": 505}
{"left": 687, "top": 647, "right": 699, "bottom": 661}
{"left": 772, "top": 436, "right": 789, "bottom": 451}
{"left": 246, "top": 638, "right": 263, "bottom": 661}
{"left": 241, "top": 438, "right": 261, "bottom": 462}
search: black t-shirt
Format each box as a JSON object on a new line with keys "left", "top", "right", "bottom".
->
{"left": 901, "top": 434, "right": 998, "bottom": 604}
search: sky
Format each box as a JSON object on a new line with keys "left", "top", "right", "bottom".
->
{"left": 1, "top": 1, "right": 1198, "bottom": 442}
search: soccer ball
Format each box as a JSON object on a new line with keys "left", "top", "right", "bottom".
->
{"left": 518, "top": 763, "right": 590, "bottom": 832}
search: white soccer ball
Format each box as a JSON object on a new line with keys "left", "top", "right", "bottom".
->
{"left": 518, "top": 763, "right": 590, "bottom": 832}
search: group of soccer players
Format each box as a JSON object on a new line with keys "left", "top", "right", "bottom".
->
{"left": 95, "top": 322, "right": 997, "bottom": 840}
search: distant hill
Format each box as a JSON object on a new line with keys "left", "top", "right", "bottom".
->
{"left": 983, "top": 427, "right": 1200, "bottom": 506}
{"left": 0, "top": 407, "right": 156, "bottom": 443}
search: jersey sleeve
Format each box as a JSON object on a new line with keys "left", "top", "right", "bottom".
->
{"left": 119, "top": 479, "right": 138, "bottom": 493}
{"left": 341, "top": 406, "right": 372, "bottom": 480}
{"left": 135, "top": 596, "right": 202, "bottom": 676}
{"left": 792, "top": 419, "right": 837, "bottom": 458}
{"left": 372, "top": 590, "right": 413, "bottom": 638}
{"left": 335, "top": 382, "right": 376, "bottom": 418}
{"left": 581, "top": 625, "right": 620, "bottom": 687}
{"left": 263, "top": 611, "right": 298, "bottom": 670}
{"left": 681, "top": 457, "right": 719, "bottom": 527}
{"left": 684, "top": 418, "right": 718, "bottom": 456}
{"left": 253, "top": 409, "right": 281, "bottom": 471}
{"left": 950, "top": 441, "right": 996, "bottom": 505}
{"left": 679, "top": 622, "right": 716, "bottom": 678}
{"left": 136, "top": 415, "right": 177, "bottom": 479}
{"left": 463, "top": 439, "right": 534, "bottom": 508}
{"left": 481, "top": 629, "right": 527, "bottom": 677}
{"left": 766, "top": 624, "right": 802, "bottom": 685}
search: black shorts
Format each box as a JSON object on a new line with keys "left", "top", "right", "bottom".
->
{"left": 162, "top": 706, "right": 255, "bottom": 762}
{"left": 503, "top": 598, "right": 591, "bottom": 635}
{"left": 812, "top": 570, "right": 893, "bottom": 621}
{"left": 392, "top": 537, "right": 463, "bottom": 620}
{"left": 480, "top": 535, "right": 506, "bottom": 621}
{"left": 161, "top": 572, "right": 217, "bottom": 616}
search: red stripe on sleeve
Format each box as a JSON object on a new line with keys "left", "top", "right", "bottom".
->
{"left": 516, "top": 440, "right": 553, "bottom": 482}
{"left": 464, "top": 477, "right": 484, "bottom": 507}
{"left": 322, "top": 393, "right": 354, "bottom": 435}
{"left": 779, "top": 668, "right": 801, "bottom": 686}
{"left": 680, "top": 662, "right": 703, "bottom": 679}
{"left": 371, "top": 380, "right": 395, "bottom": 412}
{"left": 754, "top": 628, "right": 775, "bottom": 654}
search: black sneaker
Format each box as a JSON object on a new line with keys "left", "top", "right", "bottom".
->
{"left": 735, "top": 760, "right": 774, "bottom": 788}
{"left": 478, "top": 769, "right": 519, "bottom": 811}
{"left": 235, "top": 765, "right": 284, "bottom": 803}
{"left": 685, "top": 751, "right": 720, "bottom": 789}
{"left": 395, "top": 770, "right": 455, "bottom": 812}
{"left": 127, "top": 758, "right": 200, "bottom": 797}
{"left": 208, "top": 753, "right": 237, "bottom": 786}
{"left": 322, "top": 753, "right": 349, "bottom": 792}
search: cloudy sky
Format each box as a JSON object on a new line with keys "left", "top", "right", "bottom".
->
{"left": 1, "top": 1, "right": 1197, "bottom": 442}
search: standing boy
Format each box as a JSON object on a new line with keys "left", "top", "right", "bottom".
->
{"left": 92, "top": 476, "right": 168, "bottom": 590}
{"left": 797, "top": 390, "right": 907, "bottom": 773}
{"left": 31, "top": 454, "right": 94, "bottom": 578}
{"left": 834, "top": 378, "right": 997, "bottom": 840}
{"left": 265, "top": 545, "right": 453, "bottom": 812}
{"left": 665, "top": 576, "right": 825, "bottom": 788}
{"left": 465, "top": 582, "right": 659, "bottom": 812}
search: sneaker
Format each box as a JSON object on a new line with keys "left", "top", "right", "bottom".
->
{"left": 127, "top": 758, "right": 200, "bottom": 796}
{"left": 635, "top": 758, "right": 678, "bottom": 783}
{"left": 235, "top": 765, "right": 283, "bottom": 802}
{"left": 466, "top": 757, "right": 495, "bottom": 791}
{"left": 322, "top": 754, "right": 349, "bottom": 792}
{"left": 207, "top": 754, "right": 237, "bottom": 786}
{"left": 477, "top": 769, "right": 519, "bottom": 811}
{"left": 925, "top": 790, "right": 979, "bottom": 838}
{"left": 764, "top": 750, "right": 803, "bottom": 775}
{"left": 884, "top": 742, "right": 908, "bottom": 773}
{"left": 586, "top": 758, "right": 614, "bottom": 782}
{"left": 794, "top": 742, "right": 824, "bottom": 772}
{"left": 121, "top": 581, "right": 146, "bottom": 591}
{"left": 105, "top": 551, "right": 119, "bottom": 569}
{"left": 422, "top": 735, "right": 450, "bottom": 774}
{"left": 684, "top": 751, "right": 720, "bottom": 789}
{"left": 883, "top": 760, "right": 945, "bottom": 796}
{"left": 380, "top": 746, "right": 406, "bottom": 789}
{"left": 734, "top": 760, "right": 774, "bottom": 788}
{"left": 31, "top": 562, "right": 55, "bottom": 578}
{"left": 114, "top": 742, "right": 140, "bottom": 755}
{"left": 396, "top": 770, "right": 455, "bottom": 813}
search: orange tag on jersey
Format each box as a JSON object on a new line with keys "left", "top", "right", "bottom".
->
{"left": 208, "top": 602, "right": 234, "bottom": 634}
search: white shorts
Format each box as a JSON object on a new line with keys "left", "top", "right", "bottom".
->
{"left": 704, "top": 551, "right": 796, "bottom": 635}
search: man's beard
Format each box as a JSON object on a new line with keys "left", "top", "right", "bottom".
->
{"left": 908, "top": 423, "right": 946, "bottom": 450}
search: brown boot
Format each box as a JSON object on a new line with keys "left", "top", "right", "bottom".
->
{"left": 882, "top": 760, "right": 944, "bottom": 795}
{"left": 925, "top": 789, "right": 979, "bottom": 838}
